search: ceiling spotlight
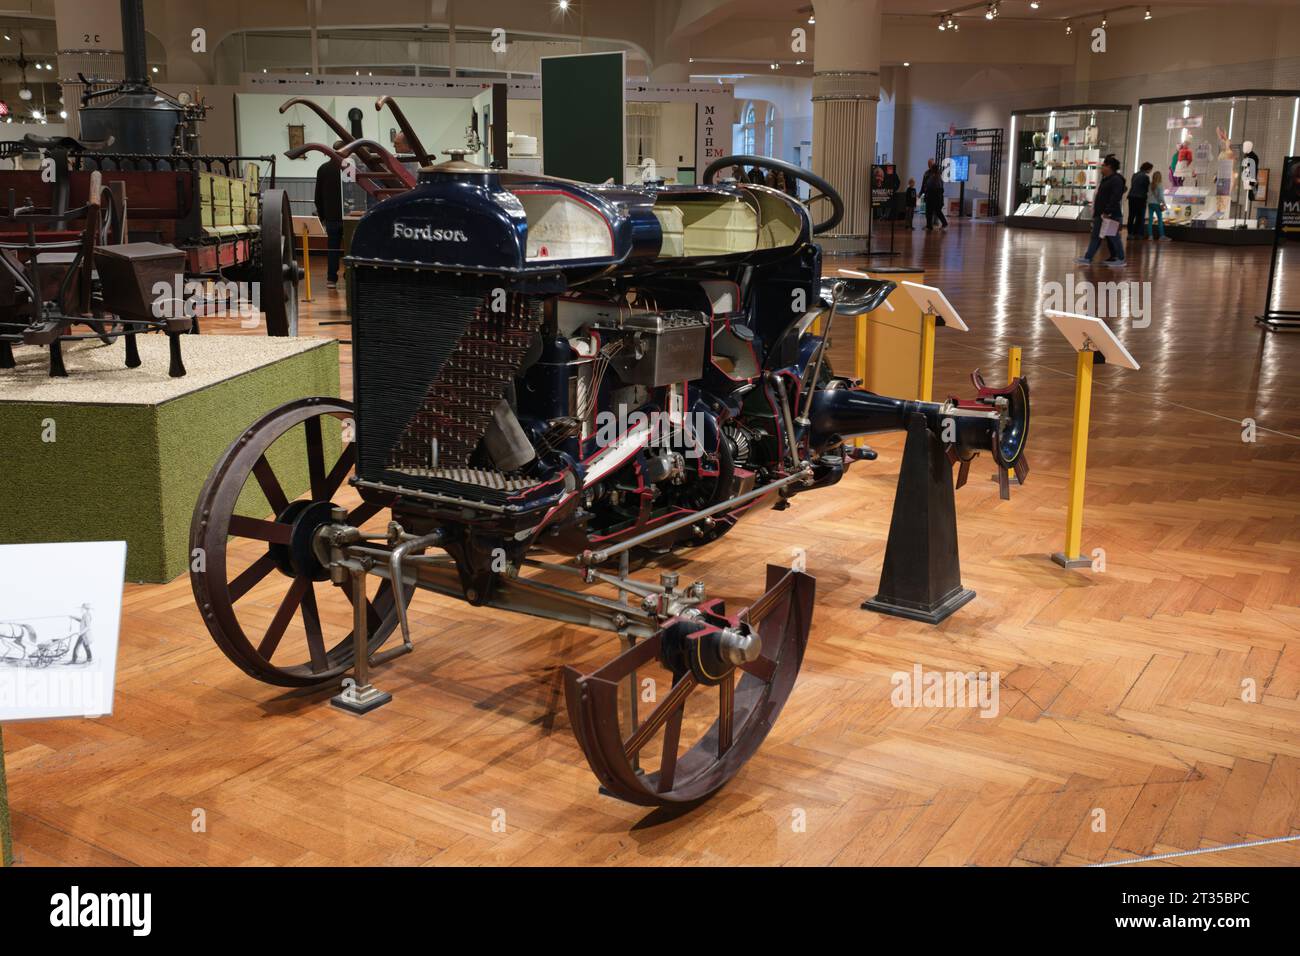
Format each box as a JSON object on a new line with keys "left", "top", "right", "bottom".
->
{"left": 1144, "top": 6, "right": 1152, "bottom": 19}
{"left": 938, "top": 16, "right": 946, "bottom": 31}
{"left": 796, "top": 59, "right": 804, "bottom": 65}
{"left": 1101, "top": 14, "right": 1108, "bottom": 27}
{"left": 985, "top": 5, "right": 994, "bottom": 20}
{"left": 151, "top": 66, "right": 159, "bottom": 73}
{"left": 808, "top": 15, "right": 815, "bottom": 25}
{"left": 1029, "top": 0, "right": 1039, "bottom": 8}
{"left": 950, "top": 16, "right": 959, "bottom": 31}
{"left": 688, "top": 57, "right": 694, "bottom": 63}
{"left": 1066, "top": 21, "right": 1073, "bottom": 34}
{"left": 18, "top": 87, "right": 31, "bottom": 100}
{"left": 59, "top": 109, "right": 67, "bottom": 119}
{"left": 2, "top": 34, "right": 9, "bottom": 41}
{"left": 903, "top": 62, "right": 910, "bottom": 67}
{"left": 770, "top": 62, "right": 778, "bottom": 70}
{"left": 557, "top": 0, "right": 569, "bottom": 11}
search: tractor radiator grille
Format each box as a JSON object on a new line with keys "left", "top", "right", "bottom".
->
{"left": 352, "top": 267, "right": 543, "bottom": 501}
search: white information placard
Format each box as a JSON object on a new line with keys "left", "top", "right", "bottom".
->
{"left": 901, "top": 280, "right": 970, "bottom": 331}
{"left": 0, "top": 541, "right": 126, "bottom": 722}
{"left": 1045, "top": 310, "right": 1141, "bottom": 370}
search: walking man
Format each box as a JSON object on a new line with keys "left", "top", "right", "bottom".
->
{"left": 314, "top": 149, "right": 344, "bottom": 291}
{"left": 69, "top": 603, "right": 93, "bottom": 664}
{"left": 1076, "top": 156, "right": 1127, "bottom": 268}
{"left": 923, "top": 162, "right": 948, "bottom": 230}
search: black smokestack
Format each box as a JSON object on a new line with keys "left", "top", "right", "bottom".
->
{"left": 121, "top": 0, "right": 148, "bottom": 87}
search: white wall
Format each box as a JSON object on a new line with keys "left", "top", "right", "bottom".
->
{"left": 237, "top": 92, "right": 475, "bottom": 174}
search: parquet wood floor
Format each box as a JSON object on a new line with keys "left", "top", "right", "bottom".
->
{"left": 5, "top": 221, "right": 1300, "bottom": 866}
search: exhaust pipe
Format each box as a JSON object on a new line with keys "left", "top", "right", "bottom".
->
{"left": 808, "top": 377, "right": 1029, "bottom": 470}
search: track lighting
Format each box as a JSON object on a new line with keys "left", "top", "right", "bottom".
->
{"left": 1065, "top": 21, "right": 1072, "bottom": 35}
{"left": 1144, "top": 6, "right": 1152, "bottom": 19}
{"left": 950, "top": 16, "right": 959, "bottom": 31}
{"left": 938, "top": 16, "right": 946, "bottom": 31}
{"left": 985, "top": 4, "right": 995, "bottom": 20}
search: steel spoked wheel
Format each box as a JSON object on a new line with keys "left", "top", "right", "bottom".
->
{"left": 190, "top": 397, "right": 406, "bottom": 687}
{"left": 260, "top": 188, "right": 299, "bottom": 337}
{"left": 564, "top": 565, "right": 814, "bottom": 807}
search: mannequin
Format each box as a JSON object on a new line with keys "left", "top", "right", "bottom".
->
{"left": 1241, "top": 139, "right": 1259, "bottom": 206}
{"left": 1214, "top": 127, "right": 1235, "bottom": 217}
{"left": 1171, "top": 139, "right": 1194, "bottom": 187}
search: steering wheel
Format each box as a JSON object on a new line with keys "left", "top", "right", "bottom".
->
{"left": 702, "top": 153, "right": 844, "bottom": 235}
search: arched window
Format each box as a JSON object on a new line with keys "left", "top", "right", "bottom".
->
{"left": 741, "top": 101, "right": 758, "bottom": 154}
{"left": 764, "top": 104, "right": 776, "bottom": 157}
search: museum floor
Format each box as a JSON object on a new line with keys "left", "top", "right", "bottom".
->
{"left": 6, "top": 220, "right": 1300, "bottom": 867}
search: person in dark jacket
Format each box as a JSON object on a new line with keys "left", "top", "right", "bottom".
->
{"left": 1127, "top": 162, "right": 1152, "bottom": 239}
{"left": 1077, "top": 155, "right": 1126, "bottom": 267}
{"left": 904, "top": 178, "right": 918, "bottom": 228}
{"left": 923, "top": 163, "right": 947, "bottom": 230}
{"left": 314, "top": 152, "right": 345, "bottom": 290}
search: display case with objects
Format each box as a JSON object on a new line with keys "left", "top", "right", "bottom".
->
{"left": 1005, "top": 105, "right": 1131, "bottom": 233}
{"left": 1133, "top": 90, "right": 1300, "bottom": 245}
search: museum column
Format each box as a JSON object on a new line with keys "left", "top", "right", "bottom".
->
{"left": 812, "top": 0, "right": 882, "bottom": 254}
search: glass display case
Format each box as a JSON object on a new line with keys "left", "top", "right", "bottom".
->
{"left": 1134, "top": 90, "right": 1299, "bottom": 241}
{"left": 1006, "top": 105, "right": 1131, "bottom": 231}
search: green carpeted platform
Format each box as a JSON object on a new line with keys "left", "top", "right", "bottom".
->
{"left": 0, "top": 335, "right": 341, "bottom": 583}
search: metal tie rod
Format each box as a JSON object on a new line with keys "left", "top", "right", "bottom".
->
{"left": 579, "top": 466, "right": 812, "bottom": 566}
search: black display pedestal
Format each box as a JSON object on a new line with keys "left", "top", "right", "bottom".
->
{"left": 862, "top": 413, "right": 975, "bottom": 623}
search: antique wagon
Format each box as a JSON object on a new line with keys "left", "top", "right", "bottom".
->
{"left": 0, "top": 0, "right": 299, "bottom": 351}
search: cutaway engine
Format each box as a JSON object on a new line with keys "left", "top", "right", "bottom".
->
{"left": 346, "top": 155, "right": 1029, "bottom": 583}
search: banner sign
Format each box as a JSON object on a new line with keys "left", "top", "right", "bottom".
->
{"left": 1167, "top": 115, "right": 1203, "bottom": 130}
{"left": 1257, "top": 156, "right": 1300, "bottom": 329}
{"left": 1278, "top": 155, "right": 1300, "bottom": 239}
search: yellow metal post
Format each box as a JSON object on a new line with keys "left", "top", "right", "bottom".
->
{"left": 919, "top": 312, "right": 937, "bottom": 402}
{"left": 1006, "top": 345, "right": 1022, "bottom": 480}
{"left": 854, "top": 313, "right": 868, "bottom": 447}
{"left": 1054, "top": 348, "right": 1095, "bottom": 567}
{"left": 301, "top": 222, "right": 313, "bottom": 303}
